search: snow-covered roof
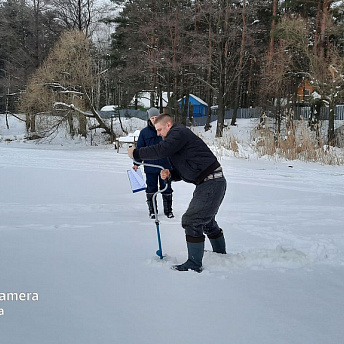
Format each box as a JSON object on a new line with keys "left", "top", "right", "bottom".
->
{"left": 100, "top": 105, "right": 118, "bottom": 111}
{"left": 190, "top": 94, "right": 208, "bottom": 106}
{"left": 178, "top": 94, "right": 208, "bottom": 106}
{"left": 312, "top": 91, "right": 321, "bottom": 100}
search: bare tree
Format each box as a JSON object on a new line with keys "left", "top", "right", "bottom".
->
{"left": 50, "top": 0, "right": 97, "bottom": 37}
{"left": 0, "top": 0, "right": 64, "bottom": 114}
{"left": 231, "top": 0, "right": 247, "bottom": 126}
{"left": 268, "top": 0, "right": 279, "bottom": 63}
{"left": 315, "top": 0, "right": 336, "bottom": 59}
{"left": 19, "top": 30, "right": 115, "bottom": 138}
{"left": 192, "top": 1, "right": 244, "bottom": 137}
{"left": 309, "top": 47, "right": 344, "bottom": 145}
{"left": 261, "top": 11, "right": 344, "bottom": 145}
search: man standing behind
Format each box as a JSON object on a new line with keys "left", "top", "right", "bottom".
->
{"left": 129, "top": 114, "right": 226, "bottom": 273}
{"left": 133, "top": 108, "right": 174, "bottom": 219}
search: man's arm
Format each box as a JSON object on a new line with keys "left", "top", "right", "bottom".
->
{"left": 132, "top": 127, "right": 186, "bottom": 161}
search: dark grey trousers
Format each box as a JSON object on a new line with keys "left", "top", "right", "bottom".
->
{"left": 182, "top": 177, "right": 226, "bottom": 238}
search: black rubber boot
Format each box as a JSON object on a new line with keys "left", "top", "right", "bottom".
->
{"left": 173, "top": 236, "right": 205, "bottom": 273}
{"left": 162, "top": 193, "right": 174, "bottom": 218}
{"left": 146, "top": 193, "right": 157, "bottom": 219}
{"left": 208, "top": 230, "right": 226, "bottom": 254}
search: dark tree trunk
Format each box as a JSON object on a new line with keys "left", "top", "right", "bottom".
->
{"left": 328, "top": 102, "right": 335, "bottom": 145}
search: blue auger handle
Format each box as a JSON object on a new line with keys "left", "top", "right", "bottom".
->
{"left": 132, "top": 159, "right": 168, "bottom": 259}
{"left": 155, "top": 223, "right": 163, "bottom": 259}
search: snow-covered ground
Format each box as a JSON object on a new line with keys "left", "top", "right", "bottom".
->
{"left": 1, "top": 114, "right": 344, "bottom": 344}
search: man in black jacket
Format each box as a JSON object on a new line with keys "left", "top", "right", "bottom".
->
{"left": 128, "top": 114, "right": 226, "bottom": 272}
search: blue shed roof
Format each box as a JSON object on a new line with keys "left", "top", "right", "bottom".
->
{"left": 178, "top": 94, "right": 208, "bottom": 106}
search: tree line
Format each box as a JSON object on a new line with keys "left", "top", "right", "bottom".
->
{"left": 1, "top": 0, "right": 344, "bottom": 143}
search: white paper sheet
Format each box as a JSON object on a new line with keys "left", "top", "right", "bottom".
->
{"left": 127, "top": 168, "right": 146, "bottom": 193}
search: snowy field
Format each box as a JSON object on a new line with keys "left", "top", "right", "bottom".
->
{"left": 1, "top": 114, "right": 344, "bottom": 344}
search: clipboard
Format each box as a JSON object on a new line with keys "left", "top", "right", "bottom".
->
{"left": 127, "top": 168, "right": 146, "bottom": 193}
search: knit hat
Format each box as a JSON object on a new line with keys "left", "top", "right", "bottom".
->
{"left": 147, "top": 107, "right": 160, "bottom": 118}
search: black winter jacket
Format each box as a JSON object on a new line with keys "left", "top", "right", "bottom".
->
{"left": 133, "top": 124, "right": 220, "bottom": 185}
{"left": 135, "top": 120, "right": 171, "bottom": 173}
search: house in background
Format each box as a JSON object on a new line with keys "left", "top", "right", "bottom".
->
{"left": 297, "top": 78, "right": 313, "bottom": 103}
{"left": 178, "top": 94, "right": 208, "bottom": 118}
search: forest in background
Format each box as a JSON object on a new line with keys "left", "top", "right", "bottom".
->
{"left": 0, "top": 0, "right": 344, "bottom": 144}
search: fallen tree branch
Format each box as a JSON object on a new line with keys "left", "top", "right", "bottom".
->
{"left": 54, "top": 102, "right": 94, "bottom": 117}
{"left": 54, "top": 97, "right": 117, "bottom": 139}
{"left": 7, "top": 113, "right": 26, "bottom": 122}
